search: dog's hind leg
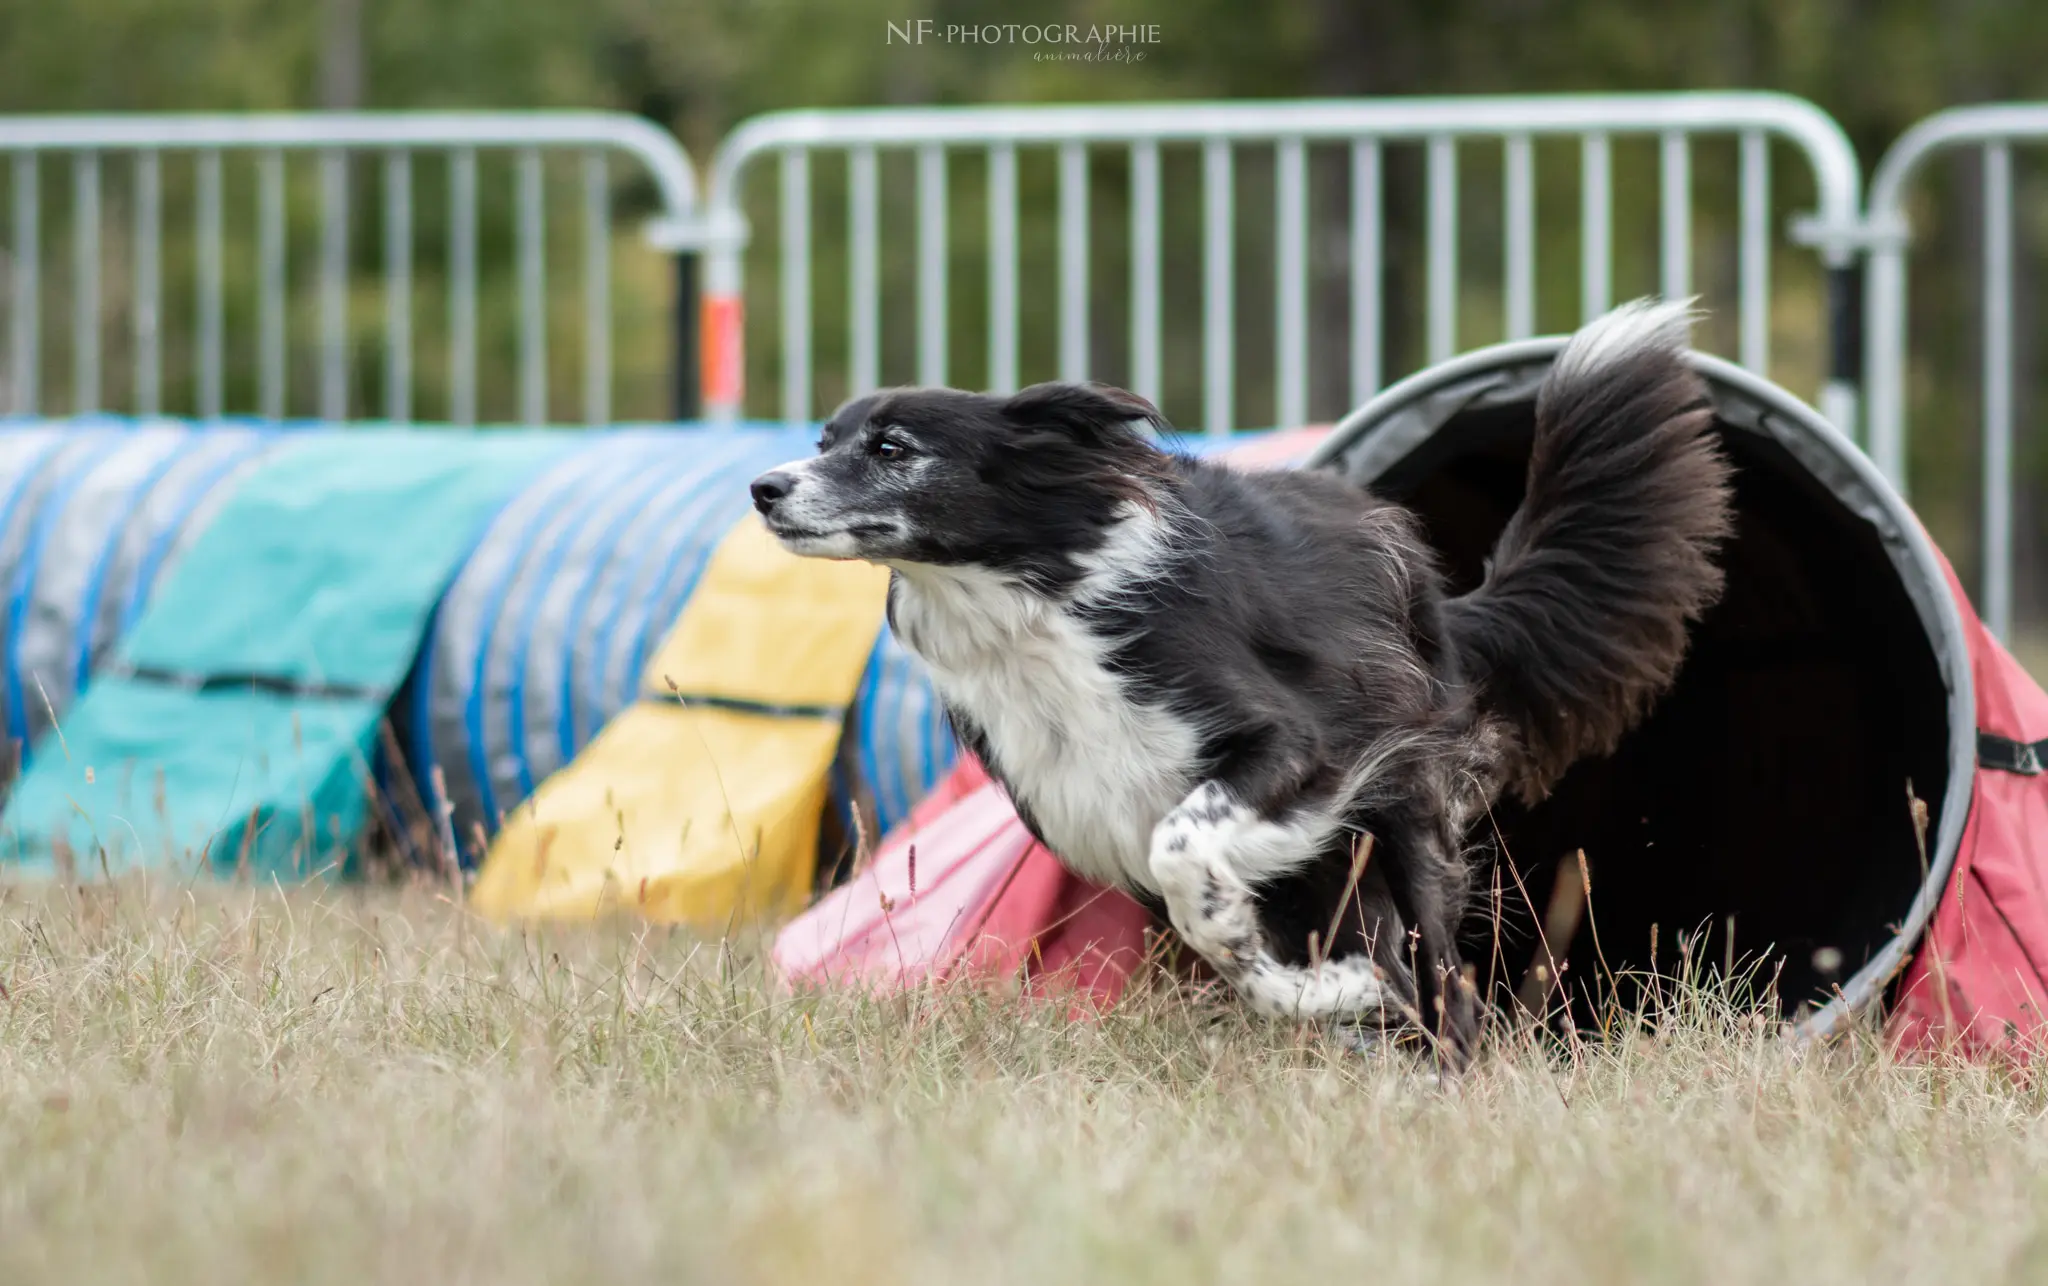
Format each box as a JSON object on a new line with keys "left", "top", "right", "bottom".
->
{"left": 1366, "top": 807, "right": 1481, "bottom": 1067}
{"left": 1148, "top": 781, "right": 1395, "bottom": 1023}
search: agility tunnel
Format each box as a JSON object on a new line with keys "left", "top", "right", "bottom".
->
{"left": 779, "top": 351, "right": 2048, "bottom": 1054}
{"left": 0, "top": 421, "right": 958, "bottom": 891}
{"left": 1316, "top": 341, "right": 2048, "bottom": 1050}
{"left": 0, "top": 428, "right": 576, "bottom": 873}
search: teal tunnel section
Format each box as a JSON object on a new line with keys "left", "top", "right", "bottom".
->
{"left": 0, "top": 420, "right": 960, "bottom": 871}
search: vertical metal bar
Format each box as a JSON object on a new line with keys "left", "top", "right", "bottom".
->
{"left": 666, "top": 265, "right": 702, "bottom": 424}
{"left": 848, "top": 146, "right": 879, "bottom": 397}
{"left": 1202, "top": 139, "right": 1233, "bottom": 436}
{"left": 779, "top": 147, "right": 810, "bottom": 425}
{"left": 319, "top": 151, "right": 348, "bottom": 421}
{"left": 1504, "top": 134, "right": 1536, "bottom": 341}
{"left": 1822, "top": 267, "right": 1860, "bottom": 441}
{"left": 384, "top": 150, "right": 412, "bottom": 422}
{"left": 1867, "top": 243, "right": 1908, "bottom": 493}
{"left": 516, "top": 148, "right": 545, "bottom": 424}
{"left": 988, "top": 142, "right": 1019, "bottom": 395}
{"left": 133, "top": 151, "right": 161, "bottom": 416}
{"left": 1058, "top": 140, "right": 1088, "bottom": 383}
{"left": 9, "top": 154, "right": 35, "bottom": 416}
{"left": 1349, "top": 140, "right": 1381, "bottom": 406}
{"left": 581, "top": 149, "right": 609, "bottom": 426}
{"left": 257, "top": 149, "right": 284, "bottom": 420}
{"left": 1275, "top": 137, "right": 1308, "bottom": 429}
{"left": 1128, "top": 140, "right": 1160, "bottom": 406}
{"left": 1580, "top": 133, "right": 1611, "bottom": 323}
{"left": 1738, "top": 130, "right": 1770, "bottom": 376}
{"left": 449, "top": 147, "right": 477, "bottom": 425}
{"left": 73, "top": 153, "right": 100, "bottom": 414}
{"left": 916, "top": 143, "right": 946, "bottom": 388}
{"left": 1425, "top": 134, "right": 1457, "bottom": 365}
{"left": 1983, "top": 141, "right": 2014, "bottom": 642}
{"left": 672, "top": 253, "right": 699, "bottom": 420}
{"left": 1659, "top": 131, "right": 1691, "bottom": 300}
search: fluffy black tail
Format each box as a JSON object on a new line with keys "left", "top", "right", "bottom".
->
{"left": 1444, "top": 299, "right": 1734, "bottom": 803}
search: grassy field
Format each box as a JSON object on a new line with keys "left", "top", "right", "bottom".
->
{"left": 0, "top": 877, "right": 2044, "bottom": 1286}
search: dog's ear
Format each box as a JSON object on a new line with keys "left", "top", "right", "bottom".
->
{"left": 1001, "top": 382, "right": 1164, "bottom": 446}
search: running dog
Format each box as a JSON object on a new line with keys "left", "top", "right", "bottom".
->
{"left": 750, "top": 299, "right": 1732, "bottom": 1063}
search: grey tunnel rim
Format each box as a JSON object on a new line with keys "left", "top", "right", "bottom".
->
{"left": 1306, "top": 336, "right": 1978, "bottom": 1040}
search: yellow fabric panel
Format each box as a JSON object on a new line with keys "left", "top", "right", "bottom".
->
{"left": 648, "top": 515, "right": 886, "bottom": 705}
{"left": 468, "top": 706, "right": 846, "bottom": 925}
{"left": 470, "top": 514, "right": 891, "bottom": 926}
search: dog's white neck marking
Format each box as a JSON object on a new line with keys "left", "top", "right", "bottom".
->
{"left": 885, "top": 508, "right": 1200, "bottom": 893}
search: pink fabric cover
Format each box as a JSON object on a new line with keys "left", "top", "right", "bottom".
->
{"left": 771, "top": 757, "right": 1155, "bottom": 1005}
{"left": 1888, "top": 550, "right": 2048, "bottom": 1057}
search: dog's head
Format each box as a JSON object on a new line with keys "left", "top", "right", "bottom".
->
{"left": 750, "top": 381, "right": 1175, "bottom": 585}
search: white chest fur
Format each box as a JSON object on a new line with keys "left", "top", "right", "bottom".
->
{"left": 886, "top": 553, "right": 1199, "bottom": 894}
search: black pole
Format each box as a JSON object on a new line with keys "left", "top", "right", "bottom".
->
{"left": 673, "top": 251, "right": 701, "bottom": 422}
{"left": 1827, "top": 262, "right": 1863, "bottom": 398}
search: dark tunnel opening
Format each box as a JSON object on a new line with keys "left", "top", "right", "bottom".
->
{"left": 1333, "top": 397, "right": 1953, "bottom": 1021}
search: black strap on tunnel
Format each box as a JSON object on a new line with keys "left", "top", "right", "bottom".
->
{"left": 112, "top": 662, "right": 390, "bottom": 704}
{"left": 642, "top": 689, "right": 848, "bottom": 721}
{"left": 1978, "top": 731, "right": 2048, "bottom": 776}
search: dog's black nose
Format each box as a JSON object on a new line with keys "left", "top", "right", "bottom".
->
{"left": 750, "top": 471, "right": 795, "bottom": 514}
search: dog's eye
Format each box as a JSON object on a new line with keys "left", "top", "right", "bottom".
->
{"left": 872, "top": 437, "right": 910, "bottom": 461}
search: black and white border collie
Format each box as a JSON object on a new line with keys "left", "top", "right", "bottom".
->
{"left": 751, "top": 300, "right": 1732, "bottom": 1065}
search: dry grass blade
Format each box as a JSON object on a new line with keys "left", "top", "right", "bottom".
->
{"left": 1516, "top": 853, "right": 1587, "bottom": 1017}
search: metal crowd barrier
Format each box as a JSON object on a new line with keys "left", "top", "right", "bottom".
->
{"left": 0, "top": 112, "right": 702, "bottom": 426}
{"left": 1864, "top": 104, "right": 2048, "bottom": 641}
{"left": 9, "top": 99, "right": 2048, "bottom": 644}
{"left": 700, "top": 93, "right": 1865, "bottom": 433}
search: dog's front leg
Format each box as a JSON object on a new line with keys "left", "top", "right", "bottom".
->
{"left": 1147, "top": 781, "right": 1392, "bottom": 1023}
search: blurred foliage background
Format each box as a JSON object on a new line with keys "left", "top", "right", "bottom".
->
{"left": 0, "top": 0, "right": 2043, "bottom": 628}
